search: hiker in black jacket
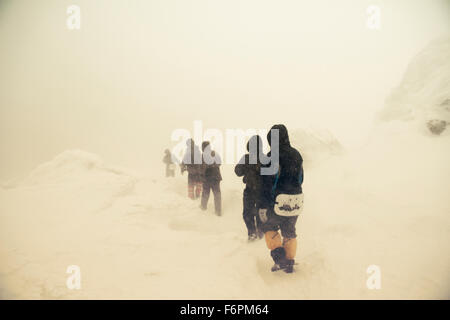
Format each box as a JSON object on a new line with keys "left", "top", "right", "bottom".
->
{"left": 181, "top": 139, "right": 203, "bottom": 199}
{"left": 200, "top": 141, "right": 222, "bottom": 216}
{"left": 258, "top": 124, "right": 304, "bottom": 273}
{"left": 235, "top": 135, "right": 265, "bottom": 241}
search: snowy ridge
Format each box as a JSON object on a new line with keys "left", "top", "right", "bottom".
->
{"left": 17, "top": 150, "right": 135, "bottom": 187}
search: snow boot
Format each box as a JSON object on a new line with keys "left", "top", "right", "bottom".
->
{"left": 270, "top": 247, "right": 288, "bottom": 272}
{"left": 283, "top": 259, "right": 295, "bottom": 273}
{"left": 256, "top": 229, "right": 264, "bottom": 239}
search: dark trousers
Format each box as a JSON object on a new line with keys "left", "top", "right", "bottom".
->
{"left": 201, "top": 180, "right": 222, "bottom": 215}
{"left": 243, "top": 187, "right": 263, "bottom": 237}
{"left": 188, "top": 174, "right": 202, "bottom": 199}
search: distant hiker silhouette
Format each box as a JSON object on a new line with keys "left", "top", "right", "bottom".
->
{"left": 180, "top": 139, "right": 203, "bottom": 199}
{"left": 162, "top": 149, "right": 176, "bottom": 177}
{"left": 200, "top": 141, "right": 222, "bottom": 216}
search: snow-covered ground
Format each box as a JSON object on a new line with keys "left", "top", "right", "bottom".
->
{"left": 1, "top": 35, "right": 450, "bottom": 299}
{"left": 0, "top": 119, "right": 449, "bottom": 299}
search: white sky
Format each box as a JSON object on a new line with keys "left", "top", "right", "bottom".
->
{"left": 1, "top": 0, "right": 449, "bottom": 180}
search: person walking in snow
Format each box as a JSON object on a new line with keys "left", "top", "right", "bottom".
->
{"left": 235, "top": 135, "right": 265, "bottom": 242}
{"left": 162, "top": 149, "right": 176, "bottom": 177}
{"left": 180, "top": 139, "right": 203, "bottom": 199}
{"left": 258, "top": 124, "right": 304, "bottom": 273}
{"left": 200, "top": 141, "right": 222, "bottom": 216}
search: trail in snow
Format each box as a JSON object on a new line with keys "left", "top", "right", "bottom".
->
{"left": 0, "top": 150, "right": 332, "bottom": 299}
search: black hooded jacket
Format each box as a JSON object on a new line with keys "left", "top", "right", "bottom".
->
{"left": 234, "top": 135, "right": 264, "bottom": 191}
{"left": 201, "top": 141, "right": 222, "bottom": 182}
{"left": 181, "top": 139, "right": 203, "bottom": 177}
{"left": 258, "top": 125, "right": 304, "bottom": 209}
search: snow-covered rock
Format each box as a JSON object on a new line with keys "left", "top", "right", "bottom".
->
{"left": 427, "top": 119, "right": 447, "bottom": 135}
{"left": 289, "top": 127, "right": 344, "bottom": 165}
{"left": 378, "top": 37, "right": 450, "bottom": 134}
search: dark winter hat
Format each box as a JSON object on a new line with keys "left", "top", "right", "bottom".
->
{"left": 186, "top": 138, "right": 194, "bottom": 147}
{"left": 267, "top": 124, "right": 290, "bottom": 147}
{"left": 201, "top": 141, "right": 211, "bottom": 152}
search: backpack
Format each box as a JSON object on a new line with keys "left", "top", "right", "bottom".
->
{"left": 271, "top": 166, "right": 304, "bottom": 217}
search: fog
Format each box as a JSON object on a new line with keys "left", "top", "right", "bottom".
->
{"left": 1, "top": 0, "right": 449, "bottom": 180}
{"left": 1, "top": 0, "right": 450, "bottom": 299}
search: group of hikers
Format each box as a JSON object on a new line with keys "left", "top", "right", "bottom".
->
{"left": 163, "top": 139, "right": 223, "bottom": 215}
{"left": 163, "top": 124, "right": 304, "bottom": 273}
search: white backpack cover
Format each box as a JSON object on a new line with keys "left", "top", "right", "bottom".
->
{"left": 274, "top": 193, "right": 304, "bottom": 217}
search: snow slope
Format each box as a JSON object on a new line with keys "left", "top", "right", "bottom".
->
{"left": 0, "top": 127, "right": 449, "bottom": 299}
